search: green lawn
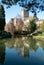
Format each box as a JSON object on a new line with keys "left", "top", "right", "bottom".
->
{"left": 33, "top": 32, "right": 44, "bottom": 40}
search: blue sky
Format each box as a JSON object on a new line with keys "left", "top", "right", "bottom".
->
{"left": 4, "top": 4, "right": 44, "bottom": 24}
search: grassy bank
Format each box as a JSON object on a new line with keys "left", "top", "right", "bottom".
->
{"left": 33, "top": 32, "right": 44, "bottom": 40}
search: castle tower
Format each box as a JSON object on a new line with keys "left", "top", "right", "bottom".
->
{"left": 21, "top": 8, "right": 29, "bottom": 21}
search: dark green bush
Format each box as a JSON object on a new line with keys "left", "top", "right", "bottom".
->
{"left": 0, "top": 31, "right": 12, "bottom": 38}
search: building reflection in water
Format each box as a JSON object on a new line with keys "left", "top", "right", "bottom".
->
{"left": 21, "top": 46, "right": 29, "bottom": 57}
{"left": 0, "top": 40, "right": 6, "bottom": 64}
{"left": 0, "top": 37, "right": 44, "bottom": 65}
{"left": 5, "top": 37, "right": 40, "bottom": 58}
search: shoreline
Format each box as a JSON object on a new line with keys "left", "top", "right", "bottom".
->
{"left": 33, "top": 35, "right": 44, "bottom": 40}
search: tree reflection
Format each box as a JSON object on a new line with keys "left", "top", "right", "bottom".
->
{"left": 29, "top": 38, "right": 38, "bottom": 51}
{"left": 37, "top": 40, "right": 44, "bottom": 50}
{"left": 21, "top": 46, "right": 29, "bottom": 57}
{"left": 0, "top": 40, "right": 6, "bottom": 64}
{"left": 5, "top": 37, "right": 44, "bottom": 57}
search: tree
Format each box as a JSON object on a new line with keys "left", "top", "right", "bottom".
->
{"left": 29, "top": 19, "right": 37, "bottom": 33}
{"left": 0, "top": 5, "right": 5, "bottom": 31}
{"left": 1, "top": 0, "right": 44, "bottom": 16}
{"left": 40, "top": 21, "right": 44, "bottom": 31}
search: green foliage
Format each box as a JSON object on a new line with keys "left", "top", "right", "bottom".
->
{"left": 0, "top": 31, "right": 12, "bottom": 39}
{"left": 41, "top": 21, "right": 44, "bottom": 31}
{"left": 29, "top": 19, "right": 37, "bottom": 33}
{"left": 0, "top": 5, "right": 5, "bottom": 31}
{"left": 2, "top": 0, "right": 44, "bottom": 16}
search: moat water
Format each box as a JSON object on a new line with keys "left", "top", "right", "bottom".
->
{"left": 0, "top": 37, "right": 44, "bottom": 65}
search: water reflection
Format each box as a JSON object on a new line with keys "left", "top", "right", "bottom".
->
{"left": 5, "top": 37, "right": 44, "bottom": 57}
{"left": 0, "top": 40, "right": 5, "bottom": 64}
{"left": 5, "top": 37, "right": 30, "bottom": 57}
{"left": 0, "top": 37, "right": 44, "bottom": 65}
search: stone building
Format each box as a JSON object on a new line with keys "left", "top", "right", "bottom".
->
{"left": 5, "top": 8, "right": 44, "bottom": 35}
{"left": 21, "top": 8, "right": 38, "bottom": 27}
{"left": 14, "top": 18, "right": 24, "bottom": 31}
{"left": 21, "top": 8, "right": 29, "bottom": 21}
{"left": 5, "top": 17, "right": 25, "bottom": 35}
{"left": 5, "top": 18, "right": 15, "bottom": 36}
